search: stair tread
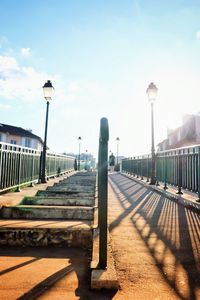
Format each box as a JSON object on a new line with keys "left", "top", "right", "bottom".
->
{"left": 0, "top": 219, "right": 92, "bottom": 229}
{"left": 13, "top": 205, "right": 93, "bottom": 209}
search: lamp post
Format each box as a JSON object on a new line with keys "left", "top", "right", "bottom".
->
{"left": 41, "top": 80, "right": 54, "bottom": 183}
{"left": 146, "top": 82, "right": 158, "bottom": 185}
{"left": 116, "top": 137, "right": 120, "bottom": 171}
{"left": 85, "top": 149, "right": 88, "bottom": 170}
{"left": 78, "top": 136, "right": 82, "bottom": 171}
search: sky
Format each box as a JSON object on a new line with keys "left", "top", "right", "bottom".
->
{"left": 1, "top": 0, "right": 200, "bottom": 159}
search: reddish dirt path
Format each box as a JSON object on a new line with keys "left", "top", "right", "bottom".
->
{"left": 108, "top": 173, "right": 200, "bottom": 300}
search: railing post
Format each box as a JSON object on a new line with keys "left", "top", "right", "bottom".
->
{"left": 140, "top": 159, "right": 143, "bottom": 180}
{"left": 16, "top": 148, "right": 22, "bottom": 192}
{"left": 0, "top": 144, "right": 2, "bottom": 189}
{"left": 30, "top": 152, "right": 35, "bottom": 187}
{"left": 163, "top": 152, "right": 168, "bottom": 190}
{"left": 197, "top": 147, "right": 200, "bottom": 202}
{"left": 146, "top": 155, "right": 149, "bottom": 182}
{"left": 38, "top": 151, "right": 43, "bottom": 184}
{"left": 177, "top": 150, "right": 183, "bottom": 194}
{"left": 98, "top": 117, "right": 109, "bottom": 269}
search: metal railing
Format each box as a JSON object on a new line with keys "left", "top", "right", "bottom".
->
{"left": 0, "top": 142, "right": 75, "bottom": 192}
{"left": 122, "top": 144, "right": 200, "bottom": 200}
{"left": 98, "top": 117, "right": 109, "bottom": 269}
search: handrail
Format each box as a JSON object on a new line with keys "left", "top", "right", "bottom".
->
{"left": 0, "top": 142, "right": 75, "bottom": 192}
{"left": 98, "top": 117, "right": 109, "bottom": 269}
{"left": 122, "top": 144, "right": 200, "bottom": 200}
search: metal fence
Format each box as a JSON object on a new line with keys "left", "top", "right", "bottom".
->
{"left": 0, "top": 142, "right": 75, "bottom": 192}
{"left": 122, "top": 144, "right": 200, "bottom": 198}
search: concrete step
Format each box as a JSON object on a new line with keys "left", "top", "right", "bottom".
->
{"left": 0, "top": 219, "right": 93, "bottom": 248}
{"left": 36, "top": 190, "right": 94, "bottom": 198}
{"left": 54, "top": 182, "right": 96, "bottom": 188}
{"left": 46, "top": 185, "right": 95, "bottom": 193}
{"left": 20, "top": 196, "right": 94, "bottom": 206}
{"left": 0, "top": 205, "right": 94, "bottom": 220}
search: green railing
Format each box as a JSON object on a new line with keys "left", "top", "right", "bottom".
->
{"left": 0, "top": 142, "right": 75, "bottom": 192}
{"left": 122, "top": 144, "right": 200, "bottom": 199}
{"left": 98, "top": 117, "right": 109, "bottom": 269}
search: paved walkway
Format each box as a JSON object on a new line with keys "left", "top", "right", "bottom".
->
{"left": 108, "top": 173, "right": 200, "bottom": 300}
{"left": 0, "top": 172, "right": 199, "bottom": 299}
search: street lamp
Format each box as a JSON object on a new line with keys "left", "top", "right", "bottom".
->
{"left": 41, "top": 80, "right": 54, "bottom": 183}
{"left": 116, "top": 137, "right": 120, "bottom": 171}
{"left": 85, "top": 149, "right": 88, "bottom": 170}
{"left": 78, "top": 136, "right": 82, "bottom": 171}
{"left": 146, "top": 82, "right": 158, "bottom": 185}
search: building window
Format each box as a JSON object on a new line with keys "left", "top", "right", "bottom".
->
{"left": 25, "top": 138, "right": 31, "bottom": 148}
{"left": 10, "top": 139, "right": 17, "bottom": 145}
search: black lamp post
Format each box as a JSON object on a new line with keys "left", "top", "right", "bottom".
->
{"left": 146, "top": 82, "right": 158, "bottom": 185}
{"left": 41, "top": 80, "right": 54, "bottom": 183}
{"left": 116, "top": 137, "right": 120, "bottom": 171}
{"left": 78, "top": 136, "right": 82, "bottom": 171}
{"left": 85, "top": 150, "right": 88, "bottom": 168}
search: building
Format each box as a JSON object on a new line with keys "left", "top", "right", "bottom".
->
{"left": 158, "top": 114, "right": 200, "bottom": 151}
{"left": 0, "top": 123, "right": 43, "bottom": 150}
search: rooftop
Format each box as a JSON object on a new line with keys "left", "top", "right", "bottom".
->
{"left": 0, "top": 123, "right": 43, "bottom": 144}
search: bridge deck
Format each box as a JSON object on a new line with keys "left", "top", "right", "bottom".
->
{"left": 108, "top": 172, "right": 200, "bottom": 300}
{"left": 0, "top": 172, "right": 199, "bottom": 299}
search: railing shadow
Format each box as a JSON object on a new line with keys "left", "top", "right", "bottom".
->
{"left": 0, "top": 246, "right": 117, "bottom": 300}
{"left": 109, "top": 173, "right": 200, "bottom": 300}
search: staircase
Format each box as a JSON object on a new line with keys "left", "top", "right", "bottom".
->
{"left": 0, "top": 171, "right": 96, "bottom": 248}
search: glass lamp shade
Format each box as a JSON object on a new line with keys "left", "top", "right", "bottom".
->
{"left": 146, "top": 82, "right": 158, "bottom": 102}
{"left": 43, "top": 80, "right": 54, "bottom": 100}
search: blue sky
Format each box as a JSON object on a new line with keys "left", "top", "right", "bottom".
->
{"left": 1, "top": 0, "right": 200, "bottom": 158}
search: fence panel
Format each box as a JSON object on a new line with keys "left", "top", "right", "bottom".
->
{"left": 122, "top": 145, "right": 200, "bottom": 197}
{"left": 0, "top": 142, "right": 75, "bottom": 192}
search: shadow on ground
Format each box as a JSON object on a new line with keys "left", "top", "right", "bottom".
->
{"left": 0, "top": 246, "right": 117, "bottom": 300}
{"left": 109, "top": 173, "right": 200, "bottom": 300}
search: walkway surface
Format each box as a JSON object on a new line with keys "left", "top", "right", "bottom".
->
{"left": 108, "top": 173, "right": 200, "bottom": 300}
{"left": 0, "top": 172, "right": 199, "bottom": 299}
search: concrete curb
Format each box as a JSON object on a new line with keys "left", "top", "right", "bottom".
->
{"left": 121, "top": 172, "right": 200, "bottom": 214}
{"left": 90, "top": 228, "right": 119, "bottom": 290}
{"left": 90, "top": 177, "right": 119, "bottom": 290}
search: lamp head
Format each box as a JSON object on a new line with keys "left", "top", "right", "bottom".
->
{"left": 43, "top": 80, "right": 54, "bottom": 101}
{"left": 146, "top": 82, "right": 158, "bottom": 102}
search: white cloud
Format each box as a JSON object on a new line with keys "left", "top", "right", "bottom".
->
{"left": 0, "top": 56, "right": 19, "bottom": 72}
{"left": 20, "top": 47, "right": 31, "bottom": 57}
{"left": 0, "top": 54, "right": 55, "bottom": 102}
{"left": 0, "top": 103, "right": 11, "bottom": 109}
{"left": 196, "top": 31, "right": 200, "bottom": 40}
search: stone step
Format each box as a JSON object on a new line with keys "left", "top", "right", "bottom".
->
{"left": 36, "top": 190, "right": 94, "bottom": 198}
{"left": 0, "top": 219, "right": 93, "bottom": 248}
{"left": 46, "top": 185, "right": 95, "bottom": 193}
{"left": 0, "top": 205, "right": 94, "bottom": 220}
{"left": 20, "top": 196, "right": 94, "bottom": 206}
{"left": 55, "top": 182, "right": 96, "bottom": 187}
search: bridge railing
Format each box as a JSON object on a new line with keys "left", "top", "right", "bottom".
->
{"left": 0, "top": 142, "right": 75, "bottom": 192}
{"left": 122, "top": 144, "right": 200, "bottom": 199}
